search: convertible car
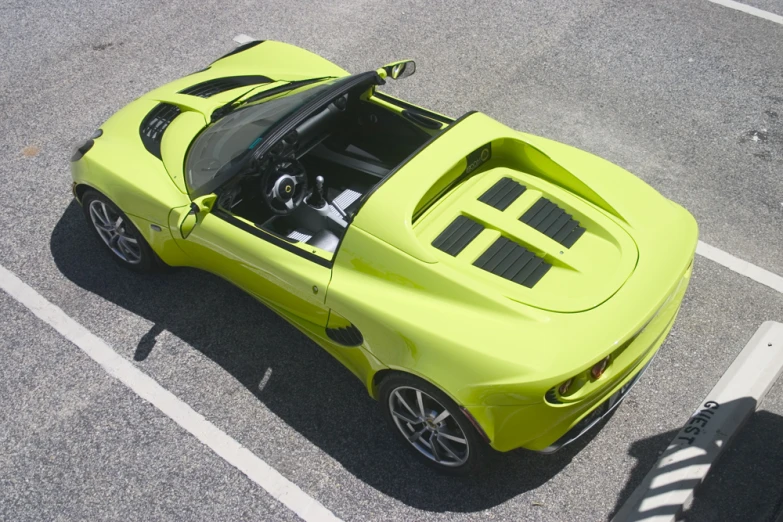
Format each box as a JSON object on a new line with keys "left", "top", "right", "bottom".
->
{"left": 70, "top": 40, "right": 698, "bottom": 474}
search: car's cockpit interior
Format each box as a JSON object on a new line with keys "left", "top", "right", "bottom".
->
{"left": 214, "top": 77, "right": 449, "bottom": 260}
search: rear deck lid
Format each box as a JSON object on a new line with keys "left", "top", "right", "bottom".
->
{"left": 415, "top": 167, "right": 638, "bottom": 313}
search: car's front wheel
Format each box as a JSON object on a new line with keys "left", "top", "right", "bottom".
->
{"left": 378, "top": 373, "right": 489, "bottom": 475}
{"left": 81, "top": 190, "right": 162, "bottom": 273}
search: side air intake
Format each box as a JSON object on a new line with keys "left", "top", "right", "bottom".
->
{"left": 139, "top": 103, "right": 181, "bottom": 159}
{"left": 520, "top": 198, "right": 585, "bottom": 248}
{"left": 326, "top": 325, "right": 364, "bottom": 346}
{"left": 473, "top": 237, "right": 552, "bottom": 288}
{"left": 179, "top": 75, "right": 272, "bottom": 98}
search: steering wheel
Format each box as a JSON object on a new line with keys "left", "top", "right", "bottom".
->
{"left": 259, "top": 157, "right": 309, "bottom": 215}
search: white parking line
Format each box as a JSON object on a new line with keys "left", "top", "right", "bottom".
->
{"left": 696, "top": 241, "right": 783, "bottom": 294}
{"left": 707, "top": 0, "right": 783, "bottom": 25}
{"left": 0, "top": 263, "right": 341, "bottom": 522}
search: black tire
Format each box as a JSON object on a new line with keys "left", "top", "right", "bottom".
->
{"left": 378, "top": 372, "right": 490, "bottom": 476}
{"left": 81, "top": 190, "right": 164, "bottom": 273}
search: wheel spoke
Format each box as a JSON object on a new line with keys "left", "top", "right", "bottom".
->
{"left": 432, "top": 410, "right": 451, "bottom": 424}
{"left": 394, "top": 391, "right": 419, "bottom": 419}
{"left": 119, "top": 238, "right": 140, "bottom": 261}
{"left": 122, "top": 235, "right": 138, "bottom": 245}
{"left": 284, "top": 199, "right": 294, "bottom": 210}
{"left": 437, "top": 431, "right": 467, "bottom": 445}
{"left": 430, "top": 433, "right": 442, "bottom": 462}
{"left": 100, "top": 202, "right": 112, "bottom": 225}
{"left": 90, "top": 204, "right": 109, "bottom": 227}
{"left": 408, "top": 427, "right": 427, "bottom": 444}
{"left": 435, "top": 435, "right": 461, "bottom": 461}
{"left": 392, "top": 410, "right": 421, "bottom": 425}
{"left": 416, "top": 390, "right": 426, "bottom": 418}
{"left": 93, "top": 221, "right": 113, "bottom": 232}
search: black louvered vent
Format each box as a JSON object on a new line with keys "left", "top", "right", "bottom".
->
{"left": 179, "top": 75, "right": 272, "bottom": 98}
{"left": 432, "top": 216, "right": 484, "bottom": 256}
{"left": 479, "top": 177, "right": 527, "bottom": 211}
{"left": 326, "top": 325, "right": 364, "bottom": 346}
{"left": 139, "top": 103, "right": 181, "bottom": 159}
{"left": 520, "top": 198, "right": 585, "bottom": 248}
{"left": 473, "top": 237, "right": 552, "bottom": 288}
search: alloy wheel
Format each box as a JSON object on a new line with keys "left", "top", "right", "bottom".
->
{"left": 88, "top": 199, "right": 142, "bottom": 264}
{"left": 388, "top": 386, "right": 470, "bottom": 467}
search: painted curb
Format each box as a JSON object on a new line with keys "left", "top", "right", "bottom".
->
{"left": 613, "top": 321, "right": 783, "bottom": 522}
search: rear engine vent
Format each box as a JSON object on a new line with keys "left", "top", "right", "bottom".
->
{"left": 473, "top": 237, "right": 552, "bottom": 288}
{"left": 179, "top": 75, "right": 272, "bottom": 98}
{"left": 139, "top": 103, "right": 181, "bottom": 159}
{"left": 520, "top": 198, "right": 585, "bottom": 248}
{"left": 478, "top": 177, "right": 527, "bottom": 211}
{"left": 432, "top": 215, "right": 484, "bottom": 256}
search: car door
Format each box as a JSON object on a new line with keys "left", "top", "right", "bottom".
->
{"left": 169, "top": 197, "right": 332, "bottom": 327}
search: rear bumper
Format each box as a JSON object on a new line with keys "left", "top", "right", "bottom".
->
{"left": 479, "top": 257, "right": 693, "bottom": 452}
{"left": 538, "top": 343, "right": 657, "bottom": 453}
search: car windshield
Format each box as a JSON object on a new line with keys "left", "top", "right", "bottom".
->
{"left": 185, "top": 78, "right": 339, "bottom": 193}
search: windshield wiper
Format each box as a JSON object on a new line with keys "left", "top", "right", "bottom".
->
{"left": 210, "top": 84, "right": 271, "bottom": 123}
{"left": 210, "top": 77, "right": 332, "bottom": 123}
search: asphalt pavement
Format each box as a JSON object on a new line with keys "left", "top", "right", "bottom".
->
{"left": 1, "top": 0, "right": 782, "bottom": 521}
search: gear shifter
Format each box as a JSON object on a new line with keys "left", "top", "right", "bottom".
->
{"left": 307, "top": 175, "right": 327, "bottom": 209}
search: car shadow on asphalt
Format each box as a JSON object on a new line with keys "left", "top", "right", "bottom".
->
{"left": 52, "top": 200, "right": 609, "bottom": 512}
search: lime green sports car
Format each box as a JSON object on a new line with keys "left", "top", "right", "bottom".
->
{"left": 70, "top": 39, "right": 698, "bottom": 475}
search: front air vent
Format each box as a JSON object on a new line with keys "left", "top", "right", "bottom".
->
{"left": 179, "top": 75, "right": 272, "bottom": 98}
{"left": 139, "top": 103, "right": 181, "bottom": 159}
{"left": 326, "top": 325, "right": 364, "bottom": 346}
{"left": 520, "top": 198, "right": 585, "bottom": 248}
{"left": 432, "top": 215, "right": 484, "bottom": 256}
{"left": 473, "top": 237, "right": 552, "bottom": 288}
{"left": 479, "top": 177, "right": 527, "bottom": 211}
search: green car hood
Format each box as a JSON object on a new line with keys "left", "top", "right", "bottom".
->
{"left": 95, "top": 40, "right": 350, "bottom": 194}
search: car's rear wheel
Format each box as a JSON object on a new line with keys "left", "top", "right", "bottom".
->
{"left": 81, "top": 190, "right": 162, "bottom": 273}
{"left": 378, "top": 373, "right": 489, "bottom": 475}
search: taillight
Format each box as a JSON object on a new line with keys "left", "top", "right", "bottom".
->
{"left": 558, "top": 378, "right": 573, "bottom": 395}
{"left": 591, "top": 356, "right": 611, "bottom": 379}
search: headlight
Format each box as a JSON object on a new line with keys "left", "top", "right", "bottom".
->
{"left": 70, "top": 129, "right": 101, "bottom": 162}
{"left": 70, "top": 140, "right": 94, "bottom": 162}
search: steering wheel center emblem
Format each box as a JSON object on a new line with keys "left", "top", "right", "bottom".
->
{"left": 273, "top": 175, "right": 297, "bottom": 202}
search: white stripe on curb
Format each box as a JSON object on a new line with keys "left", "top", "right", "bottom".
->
{"left": 707, "top": 0, "right": 783, "bottom": 25}
{"left": 696, "top": 241, "right": 783, "bottom": 295}
{"left": 0, "top": 263, "right": 341, "bottom": 522}
{"left": 233, "top": 34, "right": 258, "bottom": 45}
{"left": 613, "top": 321, "right": 783, "bottom": 522}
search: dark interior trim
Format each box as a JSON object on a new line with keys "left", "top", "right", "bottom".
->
{"left": 351, "top": 110, "right": 478, "bottom": 222}
{"left": 373, "top": 91, "right": 454, "bottom": 124}
{"left": 213, "top": 209, "right": 333, "bottom": 268}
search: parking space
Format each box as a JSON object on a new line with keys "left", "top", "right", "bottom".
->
{"left": 1, "top": 0, "right": 782, "bottom": 521}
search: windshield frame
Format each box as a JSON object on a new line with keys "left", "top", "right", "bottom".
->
{"left": 187, "top": 71, "right": 381, "bottom": 199}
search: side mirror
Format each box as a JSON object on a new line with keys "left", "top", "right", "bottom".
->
{"left": 380, "top": 60, "right": 416, "bottom": 80}
{"left": 179, "top": 203, "right": 199, "bottom": 239}
{"left": 176, "top": 194, "right": 216, "bottom": 239}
